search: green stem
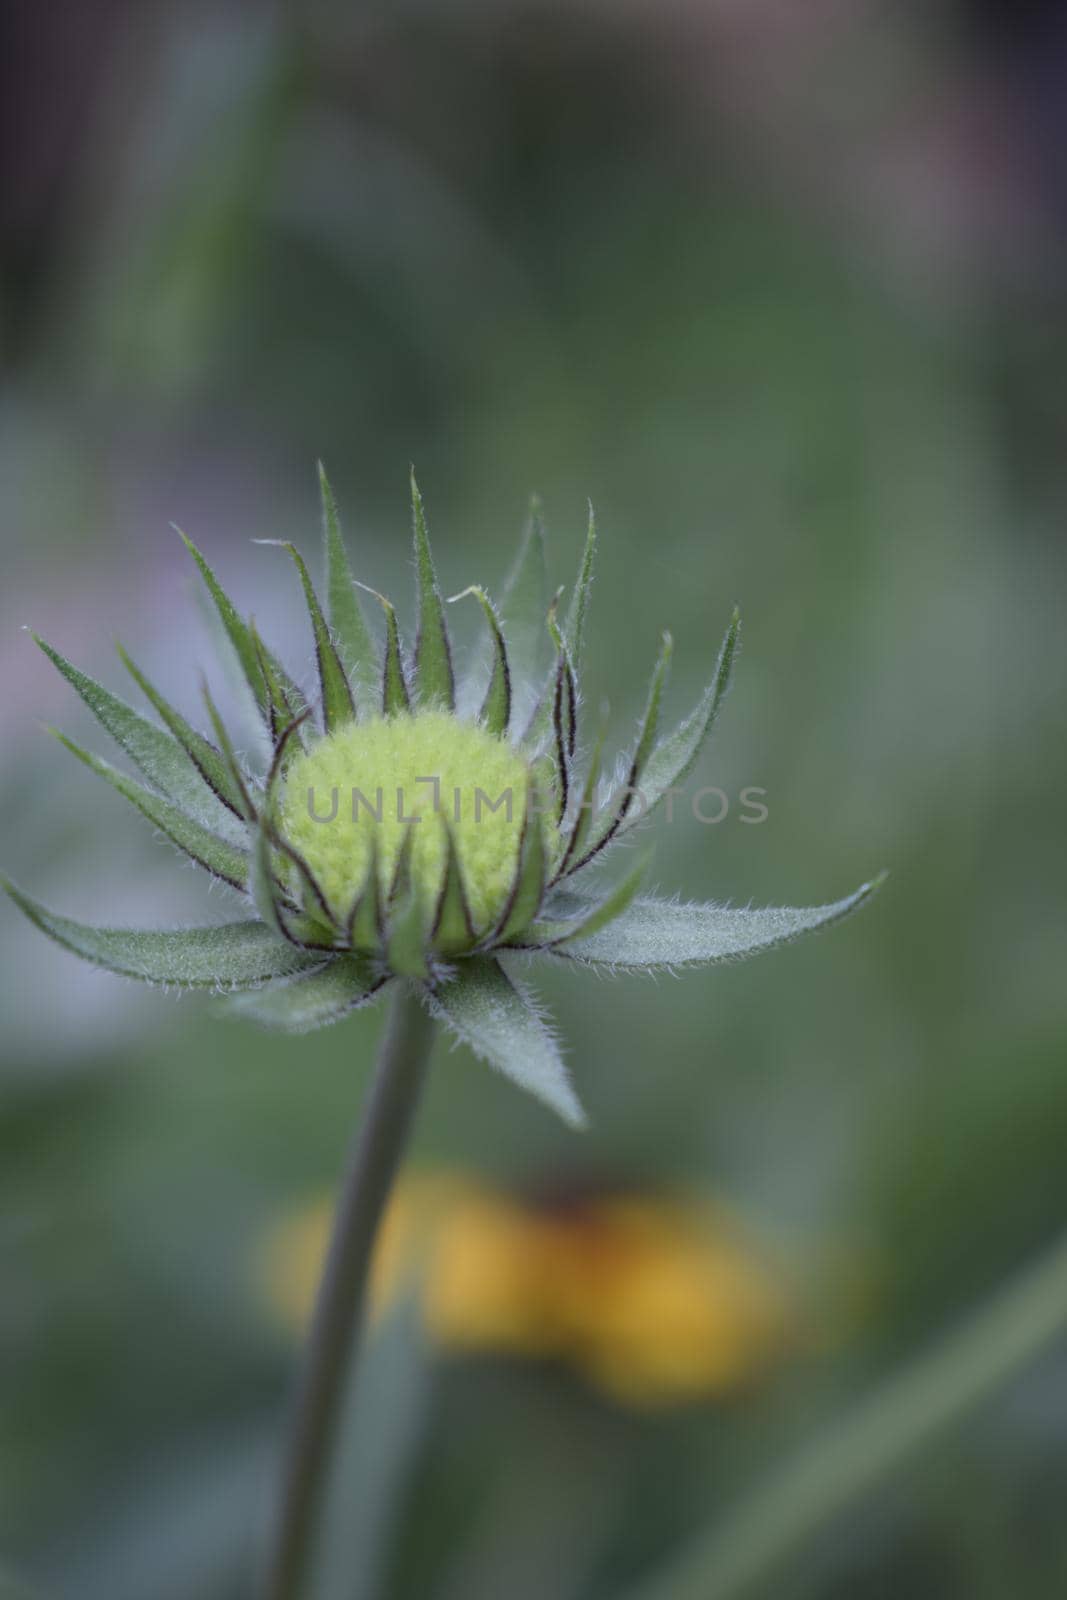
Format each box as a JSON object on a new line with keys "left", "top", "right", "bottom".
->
{"left": 264, "top": 984, "right": 436, "bottom": 1600}
{"left": 621, "top": 1226, "right": 1067, "bottom": 1600}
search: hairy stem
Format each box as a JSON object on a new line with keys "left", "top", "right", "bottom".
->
{"left": 264, "top": 985, "right": 435, "bottom": 1600}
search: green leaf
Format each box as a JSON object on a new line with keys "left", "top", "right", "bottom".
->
{"left": 410, "top": 470, "right": 455, "bottom": 708}
{"left": 224, "top": 957, "right": 387, "bottom": 1030}
{"left": 517, "top": 848, "right": 650, "bottom": 949}
{"left": 30, "top": 633, "right": 244, "bottom": 843}
{"left": 424, "top": 955, "right": 585, "bottom": 1127}
{"left": 258, "top": 541, "right": 355, "bottom": 733}
{"left": 561, "top": 500, "right": 597, "bottom": 675}
{"left": 356, "top": 584, "right": 409, "bottom": 715}
{"left": 320, "top": 461, "right": 379, "bottom": 713}
{"left": 48, "top": 728, "right": 250, "bottom": 890}
{"left": 1, "top": 881, "right": 321, "bottom": 988}
{"left": 489, "top": 780, "right": 546, "bottom": 945}
{"left": 556, "top": 877, "right": 886, "bottom": 969}
{"left": 117, "top": 644, "right": 248, "bottom": 821}
{"left": 178, "top": 528, "right": 268, "bottom": 715}
{"left": 448, "top": 586, "right": 511, "bottom": 737}
{"left": 498, "top": 495, "right": 549, "bottom": 715}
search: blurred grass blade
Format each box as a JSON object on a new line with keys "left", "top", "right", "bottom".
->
{"left": 425, "top": 955, "right": 584, "bottom": 1127}
{"left": 320, "top": 461, "right": 378, "bottom": 713}
{"left": 315, "top": 1292, "right": 431, "bottom": 1600}
{"left": 225, "top": 958, "right": 387, "bottom": 1030}
{"left": 48, "top": 728, "right": 250, "bottom": 890}
{"left": 30, "top": 634, "right": 245, "bottom": 842}
{"left": 558, "top": 878, "right": 886, "bottom": 969}
{"left": 0, "top": 882, "right": 321, "bottom": 987}
{"left": 410, "top": 470, "right": 455, "bottom": 708}
{"left": 619, "top": 1225, "right": 1067, "bottom": 1600}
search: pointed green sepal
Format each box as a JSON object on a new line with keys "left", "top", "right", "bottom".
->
{"left": 252, "top": 714, "right": 337, "bottom": 946}
{"left": 488, "top": 779, "right": 547, "bottom": 945}
{"left": 569, "top": 630, "right": 672, "bottom": 870}
{"left": 0, "top": 880, "right": 322, "bottom": 988}
{"left": 47, "top": 727, "right": 249, "bottom": 891}
{"left": 520, "top": 588, "right": 575, "bottom": 766}
{"left": 517, "top": 847, "right": 650, "bottom": 949}
{"left": 117, "top": 643, "right": 248, "bottom": 822}
{"left": 410, "top": 471, "right": 455, "bottom": 709}
{"left": 200, "top": 678, "right": 257, "bottom": 822}
{"left": 30, "top": 633, "right": 244, "bottom": 843}
{"left": 386, "top": 827, "right": 431, "bottom": 977}
{"left": 432, "top": 821, "right": 475, "bottom": 953}
{"left": 619, "top": 607, "right": 738, "bottom": 842}
{"left": 346, "top": 830, "right": 385, "bottom": 955}
{"left": 257, "top": 541, "right": 355, "bottom": 733}
{"left": 224, "top": 957, "right": 389, "bottom": 1031}
{"left": 495, "top": 495, "right": 549, "bottom": 720}
{"left": 448, "top": 586, "right": 510, "bottom": 737}
{"left": 320, "top": 462, "right": 379, "bottom": 713}
{"left": 562, "top": 500, "right": 597, "bottom": 674}
{"left": 424, "top": 956, "right": 585, "bottom": 1128}
{"left": 178, "top": 528, "right": 269, "bottom": 715}
{"left": 556, "top": 875, "right": 886, "bottom": 969}
{"left": 250, "top": 621, "right": 308, "bottom": 756}
{"left": 552, "top": 707, "right": 608, "bottom": 881}
{"left": 356, "top": 584, "right": 409, "bottom": 715}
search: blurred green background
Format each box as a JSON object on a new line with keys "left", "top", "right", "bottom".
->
{"left": 3, "top": 3, "right": 1067, "bottom": 1597}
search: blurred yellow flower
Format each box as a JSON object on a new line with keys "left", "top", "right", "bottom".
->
{"left": 260, "top": 1172, "right": 791, "bottom": 1408}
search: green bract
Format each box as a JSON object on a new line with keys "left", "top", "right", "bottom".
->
{"left": 3, "top": 470, "right": 883, "bottom": 1126}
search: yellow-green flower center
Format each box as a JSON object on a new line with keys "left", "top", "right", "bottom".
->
{"left": 280, "top": 711, "right": 551, "bottom": 949}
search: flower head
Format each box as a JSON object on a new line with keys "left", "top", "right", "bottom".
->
{"left": 261, "top": 1171, "right": 792, "bottom": 1408}
{"left": 3, "top": 467, "right": 882, "bottom": 1125}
